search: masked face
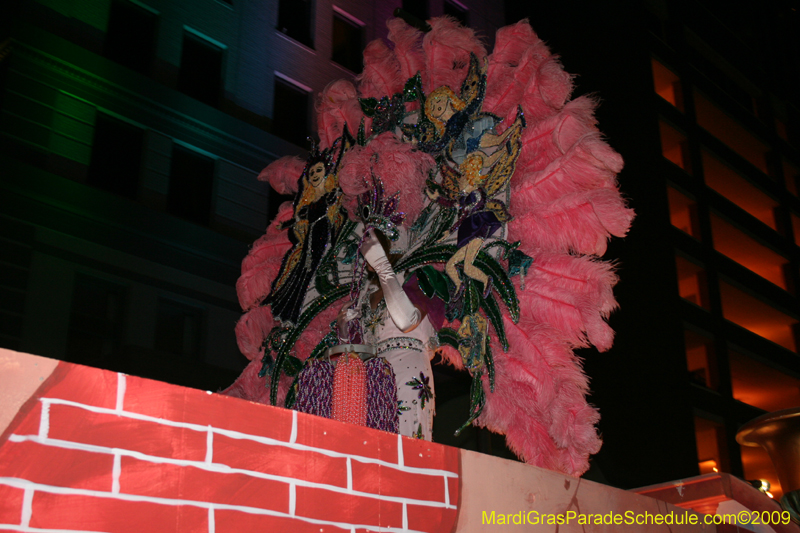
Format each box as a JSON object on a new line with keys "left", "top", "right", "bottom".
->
{"left": 429, "top": 95, "right": 449, "bottom": 119}
{"left": 308, "top": 162, "right": 326, "bottom": 188}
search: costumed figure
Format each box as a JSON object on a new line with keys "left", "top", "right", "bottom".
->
{"left": 225, "top": 16, "right": 634, "bottom": 478}
{"left": 266, "top": 140, "right": 348, "bottom": 325}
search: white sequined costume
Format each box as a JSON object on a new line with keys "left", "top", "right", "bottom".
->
{"left": 361, "top": 291, "right": 435, "bottom": 440}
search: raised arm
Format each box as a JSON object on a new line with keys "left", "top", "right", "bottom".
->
{"left": 360, "top": 231, "right": 421, "bottom": 333}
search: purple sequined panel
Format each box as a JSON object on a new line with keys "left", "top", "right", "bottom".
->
{"left": 293, "top": 359, "right": 334, "bottom": 418}
{"left": 365, "top": 358, "right": 399, "bottom": 433}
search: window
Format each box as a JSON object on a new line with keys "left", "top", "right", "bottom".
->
{"left": 273, "top": 76, "right": 310, "bottom": 147}
{"left": 659, "top": 120, "right": 692, "bottom": 173}
{"left": 332, "top": 12, "right": 363, "bottom": 73}
{"left": 710, "top": 214, "right": 789, "bottom": 290}
{"left": 694, "top": 91, "right": 770, "bottom": 175}
{"left": 104, "top": 0, "right": 157, "bottom": 75}
{"left": 667, "top": 187, "right": 700, "bottom": 239}
{"left": 402, "top": 0, "right": 428, "bottom": 23}
{"left": 277, "top": 0, "right": 313, "bottom": 48}
{"left": 155, "top": 299, "right": 203, "bottom": 360}
{"left": 792, "top": 214, "right": 800, "bottom": 247}
{"left": 676, "top": 256, "right": 710, "bottom": 310}
{"left": 66, "top": 274, "right": 126, "bottom": 367}
{"left": 776, "top": 118, "right": 789, "bottom": 143}
{"left": 730, "top": 350, "right": 800, "bottom": 412}
{"left": 444, "top": 1, "right": 469, "bottom": 26}
{"left": 168, "top": 146, "right": 214, "bottom": 225}
{"left": 719, "top": 280, "right": 798, "bottom": 352}
{"left": 178, "top": 32, "right": 223, "bottom": 108}
{"left": 651, "top": 58, "right": 683, "bottom": 111}
{"left": 685, "top": 329, "right": 716, "bottom": 389}
{"left": 784, "top": 158, "right": 799, "bottom": 196}
{"left": 87, "top": 114, "right": 144, "bottom": 200}
{"left": 694, "top": 416, "right": 728, "bottom": 474}
{"left": 703, "top": 151, "right": 779, "bottom": 230}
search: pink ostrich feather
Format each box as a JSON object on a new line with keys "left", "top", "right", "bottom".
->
{"left": 358, "top": 38, "right": 404, "bottom": 100}
{"left": 338, "top": 132, "right": 435, "bottom": 223}
{"left": 228, "top": 289, "right": 345, "bottom": 406}
{"left": 476, "top": 319, "right": 601, "bottom": 476}
{"left": 511, "top": 141, "right": 620, "bottom": 208}
{"left": 387, "top": 18, "right": 426, "bottom": 84}
{"left": 223, "top": 359, "right": 294, "bottom": 407}
{"left": 316, "top": 79, "right": 366, "bottom": 149}
{"left": 236, "top": 202, "right": 294, "bottom": 310}
{"left": 517, "top": 253, "right": 619, "bottom": 352}
{"left": 235, "top": 305, "right": 275, "bottom": 362}
{"left": 509, "top": 188, "right": 634, "bottom": 256}
{"left": 422, "top": 17, "right": 487, "bottom": 93}
{"left": 259, "top": 156, "right": 305, "bottom": 195}
{"left": 484, "top": 21, "right": 548, "bottom": 124}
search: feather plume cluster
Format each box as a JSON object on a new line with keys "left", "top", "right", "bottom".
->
{"left": 227, "top": 16, "right": 633, "bottom": 477}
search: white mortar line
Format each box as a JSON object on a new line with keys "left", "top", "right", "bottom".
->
{"left": 0, "top": 525, "right": 110, "bottom": 533}
{"left": 205, "top": 427, "right": 213, "bottom": 464}
{"left": 402, "top": 502, "right": 408, "bottom": 531}
{"left": 39, "top": 398, "right": 459, "bottom": 478}
{"left": 115, "top": 374, "right": 126, "bottom": 412}
{"left": 0, "top": 478, "right": 429, "bottom": 533}
{"left": 346, "top": 458, "right": 352, "bottom": 491}
{"left": 444, "top": 475, "right": 450, "bottom": 506}
{"left": 20, "top": 487, "right": 33, "bottom": 527}
{"left": 6, "top": 435, "right": 457, "bottom": 510}
{"left": 37, "top": 402, "right": 49, "bottom": 440}
{"left": 111, "top": 454, "right": 121, "bottom": 494}
{"left": 207, "top": 507, "right": 214, "bottom": 533}
{"left": 289, "top": 483, "right": 296, "bottom": 516}
{"left": 397, "top": 434, "right": 403, "bottom": 467}
{"left": 290, "top": 410, "right": 297, "bottom": 444}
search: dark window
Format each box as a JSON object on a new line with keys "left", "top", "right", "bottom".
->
{"left": 87, "top": 114, "right": 144, "bottom": 200}
{"left": 155, "top": 299, "right": 203, "bottom": 360}
{"left": 444, "top": 1, "right": 468, "bottom": 26}
{"left": 178, "top": 33, "right": 223, "bottom": 108}
{"left": 66, "top": 274, "right": 126, "bottom": 367}
{"left": 332, "top": 13, "right": 363, "bottom": 73}
{"left": 273, "top": 77, "right": 310, "bottom": 147}
{"left": 277, "top": 0, "right": 314, "bottom": 48}
{"left": 402, "top": 0, "right": 428, "bottom": 23}
{"left": 104, "top": 0, "right": 157, "bottom": 75}
{"left": 168, "top": 146, "right": 214, "bottom": 225}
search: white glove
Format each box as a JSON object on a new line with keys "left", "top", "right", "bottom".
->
{"left": 360, "top": 231, "right": 421, "bottom": 332}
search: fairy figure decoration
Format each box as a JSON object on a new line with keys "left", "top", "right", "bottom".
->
{"left": 265, "top": 136, "right": 350, "bottom": 325}
{"left": 226, "top": 17, "right": 634, "bottom": 478}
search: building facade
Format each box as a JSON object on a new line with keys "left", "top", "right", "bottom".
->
{"left": 509, "top": 0, "right": 800, "bottom": 496}
{"left": 0, "top": 0, "right": 505, "bottom": 432}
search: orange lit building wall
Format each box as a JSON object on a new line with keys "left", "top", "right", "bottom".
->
{"left": 668, "top": 187, "right": 700, "bottom": 238}
{"left": 785, "top": 158, "right": 800, "bottom": 196}
{"left": 660, "top": 121, "right": 692, "bottom": 172}
{"left": 709, "top": 214, "right": 788, "bottom": 290}
{"left": 694, "top": 416, "right": 727, "bottom": 474}
{"left": 676, "top": 256, "right": 709, "bottom": 309}
{"left": 729, "top": 351, "right": 800, "bottom": 412}
{"left": 703, "top": 151, "right": 779, "bottom": 230}
{"left": 652, "top": 58, "right": 683, "bottom": 111}
{"left": 718, "top": 281, "right": 798, "bottom": 352}
{"left": 694, "top": 92, "right": 770, "bottom": 175}
{"left": 684, "top": 330, "right": 716, "bottom": 389}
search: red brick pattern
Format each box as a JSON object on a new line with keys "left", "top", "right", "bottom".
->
{"left": 0, "top": 359, "right": 461, "bottom": 532}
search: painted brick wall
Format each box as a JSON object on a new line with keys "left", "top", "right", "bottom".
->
{"left": 0, "top": 360, "right": 460, "bottom": 532}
